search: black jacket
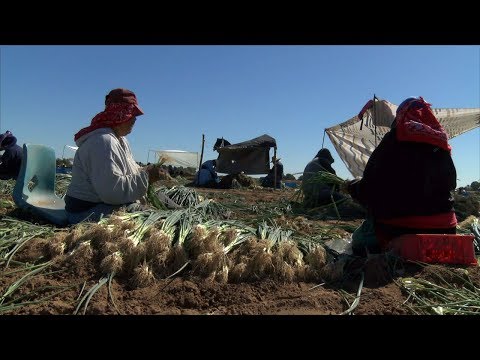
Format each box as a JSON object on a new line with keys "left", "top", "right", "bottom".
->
{"left": 269, "top": 161, "right": 283, "bottom": 183}
{"left": 349, "top": 128, "right": 456, "bottom": 219}
{"left": 0, "top": 138, "right": 23, "bottom": 180}
{"left": 303, "top": 150, "right": 336, "bottom": 185}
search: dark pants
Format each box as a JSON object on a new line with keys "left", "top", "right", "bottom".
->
{"left": 66, "top": 202, "right": 147, "bottom": 225}
{"left": 261, "top": 176, "right": 281, "bottom": 189}
{"left": 303, "top": 187, "right": 345, "bottom": 208}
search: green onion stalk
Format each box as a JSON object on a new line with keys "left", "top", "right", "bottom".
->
{"left": 146, "top": 157, "right": 169, "bottom": 210}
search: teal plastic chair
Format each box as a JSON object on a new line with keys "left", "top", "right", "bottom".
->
{"left": 13, "top": 144, "right": 68, "bottom": 226}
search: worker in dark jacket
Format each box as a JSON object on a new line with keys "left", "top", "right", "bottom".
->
{"left": 195, "top": 159, "right": 220, "bottom": 187}
{"left": 347, "top": 96, "right": 457, "bottom": 256}
{"left": 261, "top": 157, "right": 283, "bottom": 189}
{"left": 302, "top": 148, "right": 344, "bottom": 207}
{"left": 0, "top": 131, "right": 23, "bottom": 180}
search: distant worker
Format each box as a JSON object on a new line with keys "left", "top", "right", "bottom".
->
{"left": 457, "top": 187, "right": 468, "bottom": 197}
{"left": 0, "top": 130, "right": 23, "bottom": 180}
{"left": 302, "top": 148, "right": 344, "bottom": 207}
{"left": 195, "top": 159, "right": 220, "bottom": 187}
{"left": 261, "top": 157, "right": 284, "bottom": 189}
{"left": 65, "top": 88, "right": 165, "bottom": 224}
{"left": 346, "top": 96, "right": 458, "bottom": 256}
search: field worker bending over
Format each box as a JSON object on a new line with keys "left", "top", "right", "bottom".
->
{"left": 0, "top": 130, "right": 23, "bottom": 180}
{"left": 195, "top": 159, "right": 220, "bottom": 188}
{"left": 261, "top": 157, "right": 283, "bottom": 189}
{"left": 302, "top": 148, "right": 344, "bottom": 207}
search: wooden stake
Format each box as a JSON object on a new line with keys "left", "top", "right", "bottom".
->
{"left": 198, "top": 134, "right": 205, "bottom": 172}
{"left": 273, "top": 146, "right": 277, "bottom": 190}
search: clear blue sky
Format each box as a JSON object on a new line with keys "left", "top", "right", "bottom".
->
{"left": 1, "top": 45, "right": 479, "bottom": 187}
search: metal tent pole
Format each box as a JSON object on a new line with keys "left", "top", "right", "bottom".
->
{"left": 198, "top": 134, "right": 205, "bottom": 172}
{"left": 196, "top": 134, "right": 205, "bottom": 185}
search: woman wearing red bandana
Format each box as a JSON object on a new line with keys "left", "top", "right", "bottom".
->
{"left": 347, "top": 97, "right": 457, "bottom": 256}
{"left": 65, "top": 88, "right": 163, "bottom": 224}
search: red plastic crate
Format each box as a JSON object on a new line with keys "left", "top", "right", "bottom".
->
{"left": 388, "top": 234, "right": 477, "bottom": 266}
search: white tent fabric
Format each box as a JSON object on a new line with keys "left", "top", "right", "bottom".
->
{"left": 147, "top": 149, "right": 199, "bottom": 168}
{"left": 326, "top": 98, "right": 480, "bottom": 178}
{"left": 62, "top": 144, "right": 78, "bottom": 159}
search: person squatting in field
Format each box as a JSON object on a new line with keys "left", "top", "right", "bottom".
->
{"left": 65, "top": 88, "right": 165, "bottom": 224}
{"left": 346, "top": 96, "right": 457, "bottom": 256}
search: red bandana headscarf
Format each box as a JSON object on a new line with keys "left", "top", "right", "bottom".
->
{"left": 394, "top": 97, "right": 451, "bottom": 153}
{"left": 74, "top": 88, "right": 144, "bottom": 142}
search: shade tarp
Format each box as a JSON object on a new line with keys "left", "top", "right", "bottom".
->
{"left": 62, "top": 144, "right": 78, "bottom": 159}
{"left": 326, "top": 98, "right": 480, "bottom": 178}
{"left": 215, "top": 134, "right": 277, "bottom": 175}
{"left": 148, "top": 149, "right": 199, "bottom": 168}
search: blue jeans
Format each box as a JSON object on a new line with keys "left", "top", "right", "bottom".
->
{"left": 66, "top": 203, "right": 122, "bottom": 224}
{"left": 66, "top": 202, "right": 147, "bottom": 224}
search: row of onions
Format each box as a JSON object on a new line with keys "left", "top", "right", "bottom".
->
{"left": 47, "top": 207, "right": 333, "bottom": 314}
{"left": 0, "top": 183, "right": 340, "bottom": 314}
{"left": 47, "top": 207, "right": 332, "bottom": 288}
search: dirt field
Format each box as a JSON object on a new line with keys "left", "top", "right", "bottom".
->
{"left": 1, "top": 183, "right": 479, "bottom": 315}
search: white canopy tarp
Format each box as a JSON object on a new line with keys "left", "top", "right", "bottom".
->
{"left": 62, "top": 144, "right": 78, "bottom": 159}
{"left": 147, "top": 149, "right": 199, "bottom": 168}
{"left": 326, "top": 98, "right": 480, "bottom": 178}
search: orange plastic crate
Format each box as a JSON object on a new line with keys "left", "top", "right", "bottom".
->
{"left": 389, "top": 234, "right": 477, "bottom": 266}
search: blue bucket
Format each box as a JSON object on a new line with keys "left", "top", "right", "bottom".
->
{"left": 56, "top": 167, "right": 72, "bottom": 174}
{"left": 284, "top": 181, "right": 298, "bottom": 188}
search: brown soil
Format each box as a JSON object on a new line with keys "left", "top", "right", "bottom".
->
{"left": 1, "top": 186, "right": 479, "bottom": 315}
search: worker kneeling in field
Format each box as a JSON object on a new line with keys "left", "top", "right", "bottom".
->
{"left": 346, "top": 96, "right": 458, "bottom": 256}
{"left": 302, "top": 148, "right": 345, "bottom": 207}
{"left": 65, "top": 88, "right": 165, "bottom": 224}
{"left": 0, "top": 130, "right": 23, "bottom": 180}
{"left": 195, "top": 159, "right": 220, "bottom": 188}
{"left": 261, "top": 157, "right": 283, "bottom": 189}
